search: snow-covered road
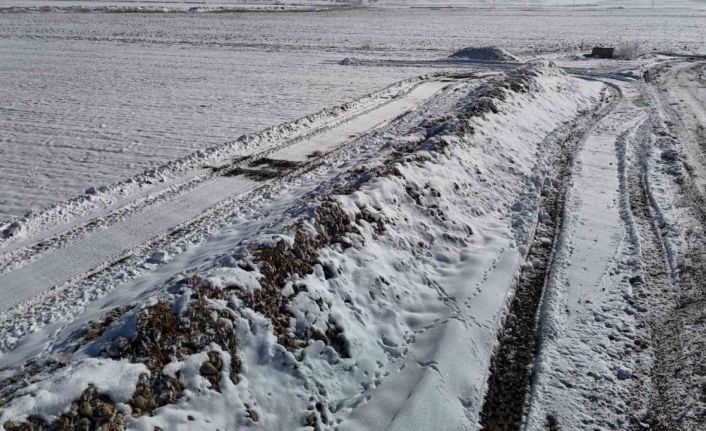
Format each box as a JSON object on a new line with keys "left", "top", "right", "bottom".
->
{"left": 651, "top": 61, "right": 706, "bottom": 197}
{"left": 268, "top": 81, "right": 449, "bottom": 162}
{"left": 524, "top": 59, "right": 706, "bottom": 430}
{"left": 526, "top": 82, "right": 647, "bottom": 430}
{"left": 0, "top": 177, "right": 256, "bottom": 312}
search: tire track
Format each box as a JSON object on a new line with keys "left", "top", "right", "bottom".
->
{"left": 629, "top": 61, "right": 706, "bottom": 431}
{"left": 0, "top": 77, "right": 462, "bottom": 275}
{"left": 623, "top": 122, "right": 682, "bottom": 430}
{"left": 479, "top": 84, "right": 619, "bottom": 431}
{"left": 0, "top": 76, "right": 445, "bottom": 268}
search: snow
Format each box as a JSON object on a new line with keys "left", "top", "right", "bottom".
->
{"left": 0, "top": 28, "right": 433, "bottom": 222}
{"left": 0, "top": 76, "right": 424, "bottom": 249}
{"left": 0, "top": 176, "right": 257, "bottom": 313}
{"left": 0, "top": 5, "right": 705, "bottom": 429}
{"left": 204, "top": 267, "right": 261, "bottom": 292}
{"left": 521, "top": 58, "right": 705, "bottom": 430}
{"left": 0, "top": 1, "right": 342, "bottom": 13}
{"left": 269, "top": 81, "right": 450, "bottom": 161}
{"left": 0, "top": 358, "right": 148, "bottom": 423}
{"left": 525, "top": 81, "right": 648, "bottom": 430}
{"left": 146, "top": 250, "right": 171, "bottom": 264}
{"left": 130, "top": 66, "right": 601, "bottom": 430}
{"left": 342, "top": 66, "right": 603, "bottom": 430}
{"left": 346, "top": 247, "right": 521, "bottom": 431}
{"left": 0, "top": 5, "right": 703, "bottom": 220}
{"left": 0, "top": 79, "right": 447, "bottom": 313}
{"left": 0, "top": 63, "right": 604, "bottom": 430}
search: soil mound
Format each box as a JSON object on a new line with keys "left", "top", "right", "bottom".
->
{"left": 449, "top": 46, "right": 518, "bottom": 62}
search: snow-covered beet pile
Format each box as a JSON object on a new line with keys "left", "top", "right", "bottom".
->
{"left": 0, "top": 62, "right": 603, "bottom": 430}
{"left": 449, "top": 46, "right": 519, "bottom": 62}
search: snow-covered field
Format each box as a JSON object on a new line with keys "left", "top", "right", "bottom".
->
{"left": 1, "top": 3, "right": 706, "bottom": 431}
{"left": 0, "top": 33, "right": 432, "bottom": 221}
{"left": 1, "top": 6, "right": 704, "bottom": 220}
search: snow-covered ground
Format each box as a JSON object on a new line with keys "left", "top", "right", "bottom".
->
{"left": 0, "top": 61, "right": 607, "bottom": 430}
{"left": 0, "top": 79, "right": 450, "bottom": 313}
{"left": 1, "top": 4, "right": 706, "bottom": 431}
{"left": 0, "top": 34, "right": 434, "bottom": 221}
{"left": 0, "top": 1, "right": 345, "bottom": 13}
{"left": 1, "top": 4, "right": 704, "bottom": 220}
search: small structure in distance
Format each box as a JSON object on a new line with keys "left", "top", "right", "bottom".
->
{"left": 585, "top": 47, "right": 615, "bottom": 59}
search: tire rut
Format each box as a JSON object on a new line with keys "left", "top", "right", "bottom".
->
{"left": 479, "top": 85, "right": 619, "bottom": 431}
{"left": 0, "top": 78, "right": 455, "bottom": 273}
{"left": 630, "top": 63, "right": 706, "bottom": 430}
{"left": 625, "top": 156, "right": 683, "bottom": 431}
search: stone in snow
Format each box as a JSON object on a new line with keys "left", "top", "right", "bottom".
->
{"left": 147, "top": 250, "right": 171, "bottom": 264}
{"left": 617, "top": 367, "right": 632, "bottom": 380}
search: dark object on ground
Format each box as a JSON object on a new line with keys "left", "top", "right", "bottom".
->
{"left": 585, "top": 47, "right": 615, "bottom": 59}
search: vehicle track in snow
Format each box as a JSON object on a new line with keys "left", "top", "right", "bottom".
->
{"left": 0, "top": 75, "right": 476, "bottom": 352}
{"left": 630, "top": 59, "right": 706, "bottom": 431}
{"left": 0, "top": 77, "right": 446, "bottom": 272}
{"left": 479, "top": 83, "right": 620, "bottom": 431}
{"left": 624, "top": 119, "right": 685, "bottom": 431}
{"left": 0, "top": 79, "right": 453, "bottom": 278}
{"left": 646, "top": 61, "right": 706, "bottom": 211}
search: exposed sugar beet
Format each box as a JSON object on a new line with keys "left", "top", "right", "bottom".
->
{"left": 240, "top": 199, "right": 363, "bottom": 354}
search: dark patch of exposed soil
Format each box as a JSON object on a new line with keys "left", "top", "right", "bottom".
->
{"left": 218, "top": 157, "right": 304, "bottom": 180}
{"left": 3, "top": 278, "right": 242, "bottom": 431}
{"left": 545, "top": 414, "right": 561, "bottom": 431}
{"left": 479, "top": 167, "right": 564, "bottom": 430}
{"left": 200, "top": 351, "right": 225, "bottom": 392}
{"left": 249, "top": 158, "right": 302, "bottom": 170}
{"left": 220, "top": 166, "right": 281, "bottom": 180}
{"left": 82, "top": 305, "right": 134, "bottom": 342}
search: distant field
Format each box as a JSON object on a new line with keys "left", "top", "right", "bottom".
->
{"left": 0, "top": 6, "right": 703, "bottom": 220}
